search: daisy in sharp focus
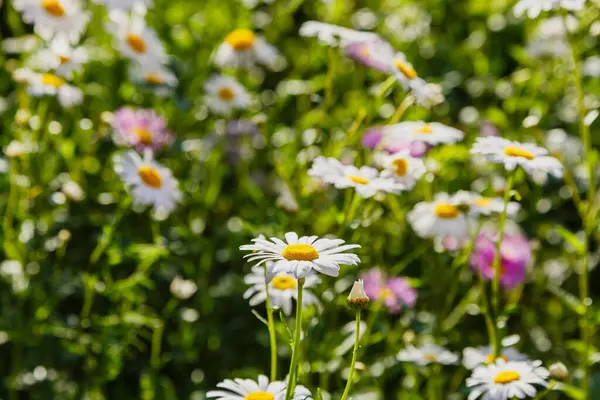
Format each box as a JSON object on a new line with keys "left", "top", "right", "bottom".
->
{"left": 214, "top": 29, "right": 281, "bottom": 71}
{"left": 111, "top": 107, "right": 174, "bottom": 152}
{"left": 406, "top": 192, "right": 474, "bottom": 239}
{"left": 299, "top": 21, "right": 381, "bottom": 47}
{"left": 26, "top": 72, "right": 83, "bottom": 108}
{"left": 108, "top": 10, "right": 167, "bottom": 65}
{"left": 207, "top": 375, "right": 312, "bottom": 400}
{"left": 376, "top": 150, "right": 426, "bottom": 189}
{"left": 30, "top": 35, "right": 88, "bottom": 78}
{"left": 379, "top": 121, "right": 465, "bottom": 147}
{"left": 240, "top": 232, "right": 360, "bottom": 279}
{"left": 204, "top": 75, "right": 251, "bottom": 116}
{"left": 463, "top": 346, "right": 528, "bottom": 370}
{"left": 467, "top": 359, "right": 549, "bottom": 400}
{"left": 13, "top": 0, "right": 90, "bottom": 42}
{"left": 92, "top": 0, "right": 153, "bottom": 9}
{"left": 308, "top": 156, "right": 405, "bottom": 198}
{"left": 514, "top": 0, "right": 586, "bottom": 18}
{"left": 397, "top": 344, "right": 459, "bottom": 366}
{"left": 113, "top": 150, "right": 181, "bottom": 214}
{"left": 244, "top": 265, "right": 321, "bottom": 316}
{"left": 470, "top": 137, "right": 563, "bottom": 178}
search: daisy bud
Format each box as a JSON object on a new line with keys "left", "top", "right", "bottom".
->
{"left": 549, "top": 362, "right": 569, "bottom": 381}
{"left": 347, "top": 279, "right": 369, "bottom": 310}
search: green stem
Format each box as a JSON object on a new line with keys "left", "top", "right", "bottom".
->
{"left": 388, "top": 96, "right": 414, "bottom": 125}
{"left": 264, "top": 267, "right": 278, "bottom": 381}
{"left": 90, "top": 197, "right": 131, "bottom": 264}
{"left": 324, "top": 47, "right": 336, "bottom": 110}
{"left": 284, "top": 279, "right": 304, "bottom": 400}
{"left": 340, "top": 310, "right": 361, "bottom": 400}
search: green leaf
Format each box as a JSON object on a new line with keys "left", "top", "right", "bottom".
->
{"left": 555, "top": 382, "right": 586, "bottom": 400}
{"left": 556, "top": 226, "right": 586, "bottom": 255}
{"left": 546, "top": 284, "right": 586, "bottom": 316}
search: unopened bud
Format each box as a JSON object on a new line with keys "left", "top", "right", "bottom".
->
{"left": 347, "top": 279, "right": 369, "bottom": 310}
{"left": 549, "top": 362, "right": 568, "bottom": 381}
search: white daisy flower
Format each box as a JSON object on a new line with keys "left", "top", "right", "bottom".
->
{"left": 397, "top": 344, "right": 459, "bottom": 366}
{"left": 377, "top": 151, "right": 426, "bottom": 189}
{"left": 204, "top": 75, "right": 251, "bottom": 116}
{"left": 13, "top": 0, "right": 90, "bottom": 43}
{"left": 240, "top": 232, "right": 360, "bottom": 279}
{"left": 308, "top": 156, "right": 405, "bottom": 198}
{"left": 465, "top": 193, "right": 520, "bottom": 218}
{"left": 214, "top": 29, "right": 281, "bottom": 71}
{"left": 108, "top": 10, "right": 167, "bottom": 65}
{"left": 113, "top": 150, "right": 181, "bottom": 214}
{"left": 30, "top": 35, "right": 88, "bottom": 78}
{"left": 470, "top": 137, "right": 563, "bottom": 178}
{"left": 243, "top": 265, "right": 321, "bottom": 316}
{"left": 467, "top": 359, "right": 549, "bottom": 400}
{"left": 92, "top": 0, "right": 153, "bottom": 9}
{"left": 27, "top": 72, "right": 83, "bottom": 108}
{"left": 406, "top": 192, "right": 474, "bottom": 239}
{"left": 462, "top": 346, "right": 528, "bottom": 370}
{"left": 129, "top": 62, "right": 179, "bottom": 93}
{"left": 299, "top": 21, "right": 381, "bottom": 47}
{"left": 380, "top": 121, "right": 464, "bottom": 146}
{"left": 207, "top": 375, "right": 313, "bottom": 400}
{"left": 514, "top": 0, "right": 586, "bottom": 18}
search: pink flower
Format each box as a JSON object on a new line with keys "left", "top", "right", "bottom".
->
{"left": 361, "top": 127, "right": 429, "bottom": 157}
{"left": 470, "top": 230, "right": 532, "bottom": 288}
{"left": 111, "top": 107, "right": 174, "bottom": 152}
{"left": 360, "top": 268, "right": 417, "bottom": 313}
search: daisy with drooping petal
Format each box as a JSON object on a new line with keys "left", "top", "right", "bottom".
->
{"left": 379, "top": 121, "right": 465, "bottom": 146}
{"left": 92, "top": 0, "right": 153, "bottom": 9}
{"left": 207, "top": 375, "right": 313, "bottom": 400}
{"left": 514, "top": 0, "right": 586, "bottom": 18}
{"left": 244, "top": 265, "right": 321, "bottom": 316}
{"left": 13, "top": 0, "right": 90, "bottom": 42}
{"left": 299, "top": 21, "right": 381, "bottom": 47}
{"left": 467, "top": 359, "right": 549, "bottom": 400}
{"left": 111, "top": 107, "right": 174, "bottom": 152}
{"left": 240, "top": 232, "right": 360, "bottom": 279}
{"left": 360, "top": 268, "right": 417, "bottom": 313}
{"left": 204, "top": 75, "right": 251, "bottom": 116}
{"left": 463, "top": 346, "right": 528, "bottom": 370}
{"left": 397, "top": 344, "right": 459, "bottom": 366}
{"left": 406, "top": 192, "right": 474, "bottom": 239}
{"left": 30, "top": 35, "right": 88, "bottom": 78}
{"left": 377, "top": 151, "right": 426, "bottom": 189}
{"left": 108, "top": 10, "right": 167, "bottom": 65}
{"left": 113, "top": 150, "right": 181, "bottom": 214}
{"left": 470, "top": 137, "right": 563, "bottom": 178}
{"left": 214, "top": 29, "right": 281, "bottom": 70}
{"left": 27, "top": 72, "right": 83, "bottom": 108}
{"left": 308, "top": 156, "right": 405, "bottom": 198}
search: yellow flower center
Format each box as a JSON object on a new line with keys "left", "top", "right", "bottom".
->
{"left": 485, "top": 354, "right": 508, "bottom": 364}
{"left": 434, "top": 203, "right": 459, "bottom": 219}
{"left": 415, "top": 124, "right": 433, "bottom": 134}
{"left": 138, "top": 165, "right": 162, "bottom": 188}
{"left": 503, "top": 146, "right": 535, "bottom": 160}
{"left": 346, "top": 175, "right": 369, "bottom": 185}
{"left": 41, "top": 73, "right": 65, "bottom": 87}
{"left": 41, "top": 0, "right": 65, "bottom": 17}
{"left": 423, "top": 354, "right": 437, "bottom": 362}
{"left": 59, "top": 55, "right": 70, "bottom": 65}
{"left": 394, "top": 59, "right": 417, "bottom": 80}
{"left": 392, "top": 158, "right": 408, "bottom": 176}
{"left": 133, "top": 127, "right": 153, "bottom": 145}
{"left": 379, "top": 287, "right": 394, "bottom": 299}
{"left": 144, "top": 73, "right": 164, "bottom": 85}
{"left": 218, "top": 87, "right": 235, "bottom": 101}
{"left": 282, "top": 244, "right": 319, "bottom": 261}
{"left": 271, "top": 276, "right": 297, "bottom": 290}
{"left": 493, "top": 371, "right": 521, "bottom": 384}
{"left": 225, "top": 29, "right": 256, "bottom": 51}
{"left": 475, "top": 197, "right": 491, "bottom": 207}
{"left": 127, "top": 33, "right": 147, "bottom": 54}
{"left": 245, "top": 392, "right": 275, "bottom": 400}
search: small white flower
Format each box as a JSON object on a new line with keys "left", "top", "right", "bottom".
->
{"left": 129, "top": 62, "right": 178, "bottom": 90}
{"left": 462, "top": 346, "right": 528, "bottom": 370}
{"left": 108, "top": 10, "right": 167, "bottom": 65}
{"left": 204, "top": 75, "right": 251, "bottom": 116}
{"left": 397, "top": 343, "right": 459, "bottom": 366}
{"left": 467, "top": 359, "right": 549, "bottom": 400}
{"left": 470, "top": 137, "right": 563, "bottom": 178}
{"left": 515, "top": 0, "right": 586, "bottom": 18}
{"left": 240, "top": 232, "right": 360, "bottom": 279}
{"left": 409, "top": 80, "right": 445, "bottom": 108}
{"left": 308, "top": 156, "right": 405, "bottom": 198}
{"left": 30, "top": 35, "right": 88, "bottom": 78}
{"left": 207, "top": 375, "right": 313, "bottom": 400}
{"left": 170, "top": 276, "right": 198, "bottom": 300}
{"left": 299, "top": 21, "right": 381, "bottom": 47}
{"left": 27, "top": 72, "right": 83, "bottom": 108}
{"left": 377, "top": 151, "right": 426, "bottom": 189}
{"left": 407, "top": 192, "right": 474, "bottom": 239}
{"left": 92, "top": 0, "right": 153, "bottom": 9}
{"left": 244, "top": 265, "right": 321, "bottom": 316}
{"left": 214, "top": 29, "right": 281, "bottom": 71}
{"left": 13, "top": 0, "right": 90, "bottom": 42}
{"left": 454, "top": 191, "right": 520, "bottom": 217}
{"left": 113, "top": 150, "right": 182, "bottom": 214}
{"left": 380, "top": 121, "right": 464, "bottom": 146}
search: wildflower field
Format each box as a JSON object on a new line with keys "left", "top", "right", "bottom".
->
{"left": 2, "top": 0, "right": 600, "bottom": 399}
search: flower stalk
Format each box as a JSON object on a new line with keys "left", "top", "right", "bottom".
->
{"left": 284, "top": 278, "right": 305, "bottom": 400}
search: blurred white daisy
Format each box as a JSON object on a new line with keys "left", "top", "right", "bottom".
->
{"left": 244, "top": 265, "right": 321, "bottom": 315}
{"left": 397, "top": 344, "right": 459, "bottom": 366}
{"left": 27, "top": 72, "right": 83, "bottom": 108}
{"left": 463, "top": 346, "right": 528, "bottom": 370}
{"left": 92, "top": 0, "right": 153, "bottom": 9}
{"left": 214, "top": 29, "right": 281, "bottom": 70}
{"left": 14, "top": 0, "right": 90, "bottom": 42}
{"left": 108, "top": 10, "right": 167, "bottom": 65}
{"left": 204, "top": 75, "right": 251, "bottom": 116}
{"left": 308, "top": 156, "right": 405, "bottom": 198}
{"left": 408, "top": 80, "right": 445, "bottom": 108}
{"left": 30, "top": 35, "right": 88, "bottom": 78}
{"left": 471, "top": 137, "right": 563, "bottom": 178}
{"left": 454, "top": 191, "right": 520, "bottom": 217}
{"left": 380, "top": 121, "right": 464, "bottom": 147}
{"left": 299, "top": 21, "right": 380, "bottom": 47}
{"left": 113, "top": 150, "right": 181, "bottom": 214}
{"left": 129, "top": 62, "right": 178, "bottom": 93}
{"left": 377, "top": 151, "right": 426, "bottom": 189}
{"left": 467, "top": 359, "right": 549, "bottom": 400}
{"left": 207, "top": 375, "right": 313, "bottom": 400}
{"left": 407, "top": 192, "right": 474, "bottom": 239}
{"left": 514, "top": 0, "right": 586, "bottom": 18}
{"left": 240, "top": 232, "right": 360, "bottom": 279}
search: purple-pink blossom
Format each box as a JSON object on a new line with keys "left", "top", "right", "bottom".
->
{"left": 361, "top": 127, "right": 429, "bottom": 157}
{"left": 111, "top": 107, "right": 174, "bottom": 152}
{"left": 360, "top": 268, "right": 417, "bottom": 313}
